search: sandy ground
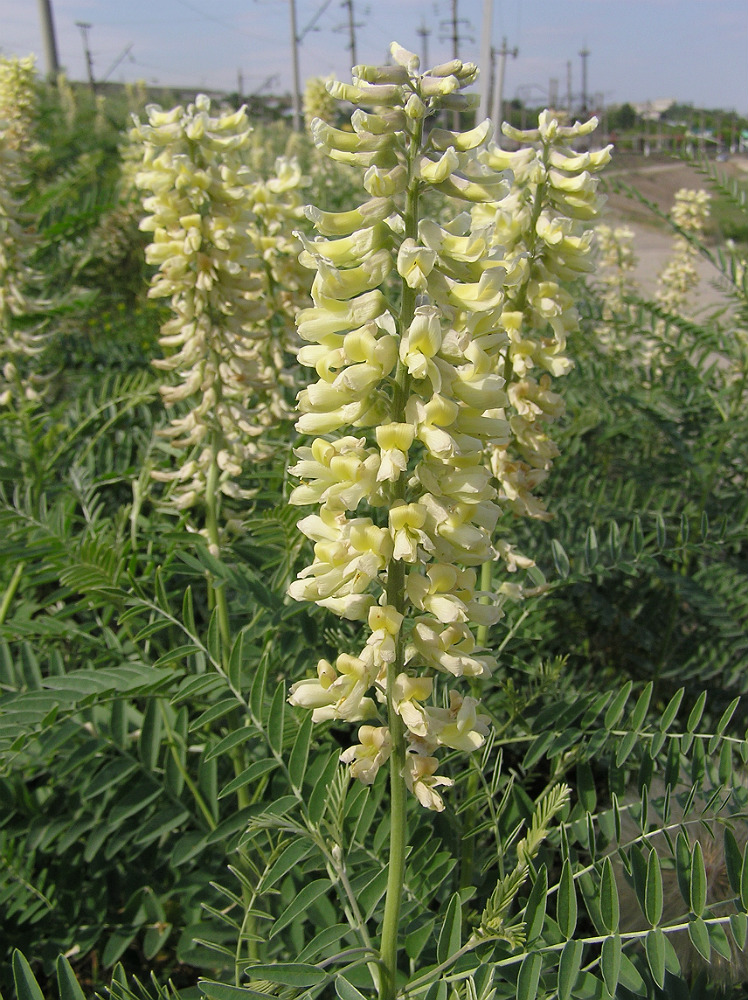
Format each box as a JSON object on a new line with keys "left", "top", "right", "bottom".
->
{"left": 597, "top": 154, "right": 748, "bottom": 312}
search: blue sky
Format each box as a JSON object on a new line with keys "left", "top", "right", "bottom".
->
{"left": 3, "top": 0, "right": 747, "bottom": 113}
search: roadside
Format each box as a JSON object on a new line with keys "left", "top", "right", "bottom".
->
{"left": 598, "top": 154, "right": 747, "bottom": 311}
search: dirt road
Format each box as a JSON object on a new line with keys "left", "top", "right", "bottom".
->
{"left": 598, "top": 154, "right": 746, "bottom": 311}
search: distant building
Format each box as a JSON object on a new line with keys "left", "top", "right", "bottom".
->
{"left": 632, "top": 98, "right": 676, "bottom": 121}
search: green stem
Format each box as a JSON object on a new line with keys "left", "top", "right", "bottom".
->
{"left": 459, "top": 559, "right": 493, "bottom": 892}
{"left": 204, "top": 440, "right": 232, "bottom": 663}
{"left": 380, "top": 561, "right": 408, "bottom": 1000}
{"left": 378, "top": 109, "right": 424, "bottom": 1000}
{"left": 0, "top": 561, "right": 24, "bottom": 626}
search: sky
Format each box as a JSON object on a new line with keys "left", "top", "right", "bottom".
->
{"left": 3, "top": 0, "right": 747, "bottom": 114}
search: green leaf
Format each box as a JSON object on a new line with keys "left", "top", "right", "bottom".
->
{"left": 679, "top": 512, "right": 689, "bottom": 545}
{"left": 267, "top": 681, "right": 286, "bottom": 755}
{"left": 675, "top": 831, "right": 691, "bottom": 906}
{"left": 249, "top": 656, "right": 269, "bottom": 721}
{"left": 308, "top": 753, "right": 340, "bottom": 824}
{"left": 719, "top": 741, "right": 733, "bottom": 786}
{"left": 631, "top": 514, "right": 644, "bottom": 556}
{"left": 576, "top": 762, "right": 596, "bottom": 813}
{"left": 686, "top": 691, "right": 707, "bottom": 733}
{"left": 741, "top": 839, "right": 748, "bottom": 910}
{"left": 645, "top": 849, "right": 663, "bottom": 926}
{"left": 269, "top": 879, "right": 330, "bottom": 938}
{"left": 87, "top": 758, "right": 139, "bottom": 799}
{"left": 648, "top": 731, "right": 666, "bottom": 759}
{"left": 56, "top": 957, "right": 86, "bottom": 1000}
{"left": 604, "top": 682, "right": 632, "bottom": 730}
{"left": 143, "top": 922, "right": 172, "bottom": 961}
{"left": 551, "top": 538, "right": 570, "bottom": 579}
{"left": 248, "top": 964, "right": 326, "bottom": 987}
{"left": 523, "top": 865, "right": 548, "bottom": 943}
{"left": 600, "top": 857, "right": 619, "bottom": 933}
{"left": 659, "top": 688, "right": 684, "bottom": 731}
{"left": 204, "top": 726, "right": 259, "bottom": 763}
{"left": 207, "top": 606, "right": 222, "bottom": 665}
{"left": 584, "top": 525, "right": 599, "bottom": 569}
{"left": 12, "top": 952, "right": 45, "bottom": 1000}
{"left": 645, "top": 928, "right": 666, "bottom": 989}
{"left": 730, "top": 912, "right": 747, "bottom": 952}
{"left": 616, "top": 731, "right": 638, "bottom": 767}
{"left": 133, "top": 804, "right": 190, "bottom": 845}
{"left": 405, "top": 918, "right": 436, "bottom": 961}
{"left": 556, "top": 859, "right": 577, "bottom": 939}
{"left": 717, "top": 696, "right": 740, "bottom": 735}
{"left": 690, "top": 841, "right": 707, "bottom": 915}
{"left": 724, "top": 827, "right": 742, "bottom": 894}
{"left": 516, "top": 953, "right": 542, "bottom": 1000}
{"left": 558, "top": 939, "right": 583, "bottom": 1000}
{"left": 138, "top": 697, "right": 162, "bottom": 771}
{"left": 619, "top": 953, "right": 646, "bottom": 996}
{"left": 228, "top": 628, "right": 247, "bottom": 694}
{"left": 600, "top": 934, "right": 621, "bottom": 996}
{"left": 190, "top": 698, "right": 240, "bottom": 731}
{"left": 655, "top": 513, "right": 666, "bottom": 548}
{"left": 260, "top": 839, "right": 315, "bottom": 893}
{"left": 708, "top": 921, "right": 732, "bottom": 961}
{"left": 688, "top": 917, "right": 711, "bottom": 961}
{"left": 630, "top": 682, "right": 653, "bottom": 730}
{"left": 607, "top": 520, "right": 621, "bottom": 560}
{"left": 199, "top": 981, "right": 272, "bottom": 1000}
{"left": 102, "top": 929, "right": 136, "bottom": 968}
{"left": 288, "top": 712, "right": 313, "bottom": 791}
{"left": 218, "top": 759, "right": 278, "bottom": 800}
{"left": 437, "top": 892, "right": 462, "bottom": 965}
{"left": 335, "top": 977, "right": 368, "bottom": 1000}
{"left": 182, "top": 586, "right": 196, "bottom": 634}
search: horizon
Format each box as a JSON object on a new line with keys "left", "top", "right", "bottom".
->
{"left": 4, "top": 1, "right": 747, "bottom": 116}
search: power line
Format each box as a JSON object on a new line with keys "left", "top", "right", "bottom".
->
{"left": 172, "top": 0, "right": 258, "bottom": 39}
{"left": 439, "top": 0, "right": 473, "bottom": 127}
{"left": 75, "top": 21, "right": 96, "bottom": 93}
{"left": 298, "top": 0, "right": 335, "bottom": 43}
{"left": 416, "top": 20, "right": 431, "bottom": 69}
{"left": 335, "top": 0, "right": 365, "bottom": 70}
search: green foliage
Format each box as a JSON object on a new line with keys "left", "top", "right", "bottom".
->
{"left": 1, "top": 82, "right": 747, "bottom": 1000}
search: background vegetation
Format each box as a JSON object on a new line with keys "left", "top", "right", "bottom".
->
{"left": 1, "top": 69, "right": 748, "bottom": 1000}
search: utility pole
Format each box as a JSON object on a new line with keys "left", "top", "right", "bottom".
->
{"left": 566, "top": 60, "right": 572, "bottom": 117}
{"left": 490, "top": 37, "right": 518, "bottom": 145}
{"left": 343, "top": 0, "right": 357, "bottom": 69}
{"left": 76, "top": 21, "right": 95, "bottom": 94}
{"left": 237, "top": 69, "right": 244, "bottom": 99}
{"left": 439, "top": 0, "right": 473, "bottom": 128}
{"left": 477, "top": 0, "right": 493, "bottom": 124}
{"left": 416, "top": 20, "right": 431, "bottom": 69}
{"left": 288, "top": 0, "right": 301, "bottom": 132}
{"left": 37, "top": 0, "right": 60, "bottom": 78}
{"left": 579, "top": 45, "right": 589, "bottom": 116}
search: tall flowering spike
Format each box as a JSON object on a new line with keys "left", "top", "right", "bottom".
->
{"left": 0, "top": 56, "right": 38, "bottom": 155}
{"left": 596, "top": 224, "right": 637, "bottom": 314}
{"left": 133, "top": 96, "right": 297, "bottom": 522}
{"left": 303, "top": 76, "right": 337, "bottom": 133}
{"left": 475, "top": 112, "right": 610, "bottom": 541}
{"left": 0, "top": 56, "right": 50, "bottom": 408}
{"left": 246, "top": 155, "right": 311, "bottom": 414}
{"left": 656, "top": 187, "right": 710, "bottom": 316}
{"left": 287, "top": 42, "right": 512, "bottom": 811}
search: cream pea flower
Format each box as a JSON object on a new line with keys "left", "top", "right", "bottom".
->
{"left": 402, "top": 752, "right": 453, "bottom": 812}
{"left": 288, "top": 654, "right": 377, "bottom": 723}
{"left": 340, "top": 726, "right": 392, "bottom": 783}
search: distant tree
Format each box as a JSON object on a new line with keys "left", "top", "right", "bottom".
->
{"left": 609, "top": 102, "right": 637, "bottom": 130}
